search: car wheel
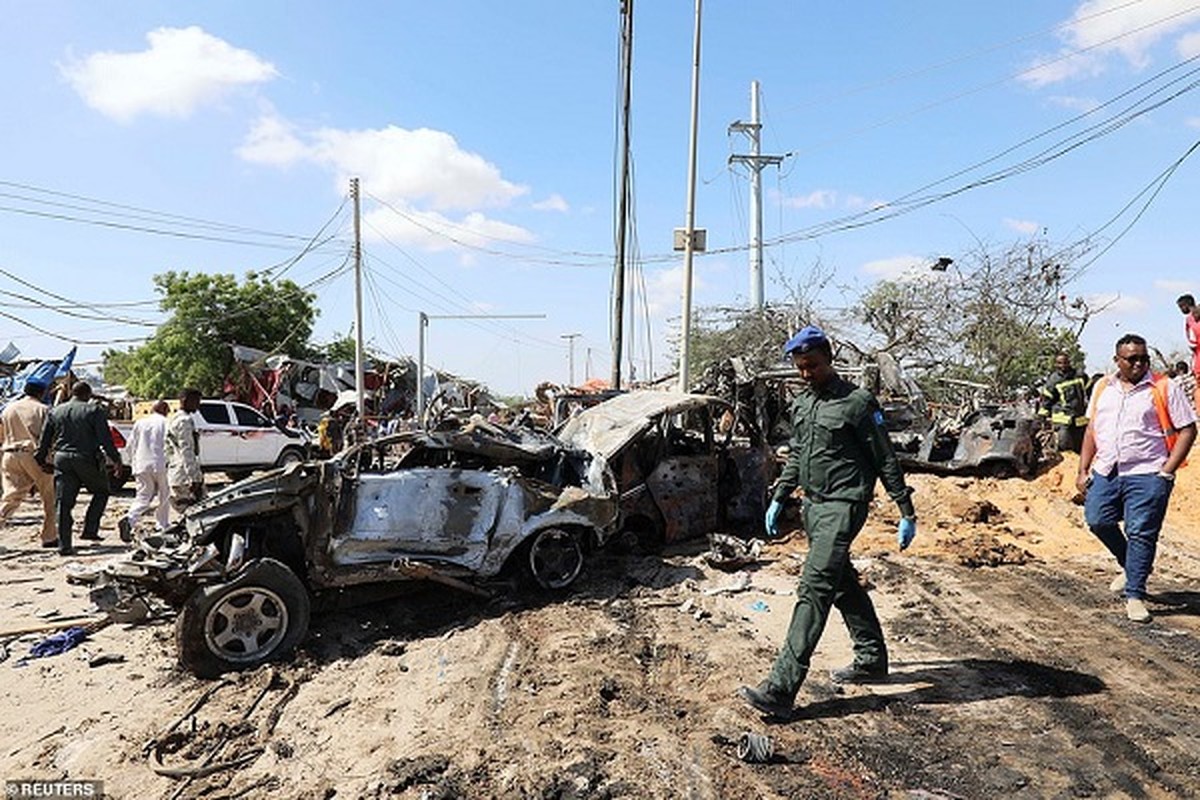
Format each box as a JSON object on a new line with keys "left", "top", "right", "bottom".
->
{"left": 176, "top": 558, "right": 310, "bottom": 678}
{"left": 525, "top": 527, "right": 585, "bottom": 590}
{"left": 276, "top": 447, "right": 305, "bottom": 468}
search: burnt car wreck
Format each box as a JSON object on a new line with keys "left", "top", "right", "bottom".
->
{"left": 90, "top": 424, "right": 617, "bottom": 677}
{"left": 890, "top": 402, "right": 1041, "bottom": 479}
{"left": 557, "top": 392, "right": 771, "bottom": 546}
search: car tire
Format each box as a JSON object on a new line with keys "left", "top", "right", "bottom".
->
{"left": 176, "top": 558, "right": 310, "bottom": 679}
{"left": 524, "top": 527, "right": 586, "bottom": 591}
{"left": 276, "top": 447, "right": 305, "bottom": 469}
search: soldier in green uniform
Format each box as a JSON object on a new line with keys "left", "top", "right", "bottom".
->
{"left": 34, "top": 382, "right": 121, "bottom": 555}
{"left": 738, "top": 326, "right": 917, "bottom": 719}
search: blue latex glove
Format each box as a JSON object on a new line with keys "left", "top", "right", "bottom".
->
{"left": 764, "top": 500, "right": 784, "bottom": 538}
{"left": 897, "top": 517, "right": 917, "bottom": 551}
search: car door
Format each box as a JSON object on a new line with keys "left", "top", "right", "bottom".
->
{"left": 195, "top": 401, "right": 239, "bottom": 468}
{"left": 230, "top": 402, "right": 281, "bottom": 467}
{"left": 328, "top": 467, "right": 508, "bottom": 571}
{"left": 644, "top": 409, "right": 720, "bottom": 542}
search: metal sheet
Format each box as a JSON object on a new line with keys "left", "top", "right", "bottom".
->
{"left": 329, "top": 468, "right": 508, "bottom": 570}
{"left": 558, "top": 391, "right": 722, "bottom": 459}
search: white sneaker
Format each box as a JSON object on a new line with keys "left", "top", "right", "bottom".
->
{"left": 1126, "top": 598, "right": 1151, "bottom": 623}
{"left": 1109, "top": 574, "right": 1126, "bottom": 593}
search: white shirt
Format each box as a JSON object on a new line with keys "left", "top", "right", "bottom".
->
{"left": 128, "top": 413, "right": 168, "bottom": 473}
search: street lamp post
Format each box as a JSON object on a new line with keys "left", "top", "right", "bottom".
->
{"left": 415, "top": 313, "right": 547, "bottom": 425}
{"left": 560, "top": 333, "right": 582, "bottom": 387}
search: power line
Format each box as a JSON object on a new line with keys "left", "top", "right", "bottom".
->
{"left": 0, "top": 179, "right": 323, "bottom": 241}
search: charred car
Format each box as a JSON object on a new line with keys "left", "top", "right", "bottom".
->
{"left": 91, "top": 424, "right": 617, "bottom": 677}
{"left": 890, "top": 403, "right": 1041, "bottom": 478}
{"left": 557, "top": 392, "right": 771, "bottom": 546}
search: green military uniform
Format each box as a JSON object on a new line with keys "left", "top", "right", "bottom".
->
{"left": 1038, "top": 368, "right": 1088, "bottom": 453}
{"left": 35, "top": 397, "right": 120, "bottom": 553}
{"left": 766, "top": 374, "right": 915, "bottom": 699}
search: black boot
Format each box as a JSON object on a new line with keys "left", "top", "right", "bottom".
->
{"left": 830, "top": 662, "right": 888, "bottom": 685}
{"left": 736, "top": 681, "right": 794, "bottom": 719}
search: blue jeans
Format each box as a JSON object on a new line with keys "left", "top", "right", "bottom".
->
{"left": 1084, "top": 471, "right": 1173, "bottom": 600}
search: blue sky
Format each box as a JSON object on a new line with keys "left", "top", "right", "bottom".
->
{"left": 2, "top": 1, "right": 1199, "bottom": 395}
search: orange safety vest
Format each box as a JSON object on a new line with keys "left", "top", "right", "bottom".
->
{"left": 1088, "top": 372, "right": 1187, "bottom": 467}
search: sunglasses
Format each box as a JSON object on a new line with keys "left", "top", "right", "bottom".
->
{"left": 1117, "top": 354, "right": 1151, "bottom": 365}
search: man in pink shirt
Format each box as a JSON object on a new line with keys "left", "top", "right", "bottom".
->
{"left": 1178, "top": 294, "right": 1200, "bottom": 413}
{"left": 1076, "top": 333, "right": 1196, "bottom": 623}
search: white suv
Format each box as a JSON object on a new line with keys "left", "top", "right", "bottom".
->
{"left": 194, "top": 400, "right": 309, "bottom": 478}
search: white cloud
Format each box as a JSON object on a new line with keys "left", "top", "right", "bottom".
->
{"left": 531, "top": 194, "right": 569, "bottom": 213}
{"left": 241, "top": 115, "right": 527, "bottom": 210}
{"left": 60, "top": 26, "right": 277, "bottom": 122}
{"left": 645, "top": 264, "right": 708, "bottom": 316}
{"left": 1022, "top": 1, "right": 1200, "bottom": 87}
{"left": 236, "top": 112, "right": 307, "bottom": 166}
{"left": 1004, "top": 217, "right": 1041, "bottom": 235}
{"left": 1186, "top": 117, "right": 1200, "bottom": 129}
{"left": 1153, "top": 278, "right": 1193, "bottom": 292}
{"left": 780, "top": 189, "right": 838, "bottom": 209}
{"left": 1180, "top": 30, "right": 1200, "bottom": 57}
{"left": 860, "top": 255, "right": 928, "bottom": 280}
{"left": 1048, "top": 95, "right": 1101, "bottom": 113}
{"left": 241, "top": 112, "right": 535, "bottom": 251}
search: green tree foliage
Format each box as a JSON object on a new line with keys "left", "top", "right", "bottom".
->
{"left": 308, "top": 333, "right": 360, "bottom": 364}
{"left": 104, "top": 271, "right": 318, "bottom": 397}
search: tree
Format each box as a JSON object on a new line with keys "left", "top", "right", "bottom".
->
{"left": 104, "top": 271, "right": 318, "bottom": 397}
{"left": 856, "top": 237, "right": 1096, "bottom": 400}
{"left": 309, "top": 333, "right": 360, "bottom": 364}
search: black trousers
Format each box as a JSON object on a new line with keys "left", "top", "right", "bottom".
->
{"left": 54, "top": 454, "right": 110, "bottom": 552}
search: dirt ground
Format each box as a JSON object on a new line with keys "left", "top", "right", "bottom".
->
{"left": 2, "top": 455, "right": 1199, "bottom": 799}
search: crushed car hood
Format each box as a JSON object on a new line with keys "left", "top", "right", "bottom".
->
{"left": 557, "top": 391, "right": 722, "bottom": 459}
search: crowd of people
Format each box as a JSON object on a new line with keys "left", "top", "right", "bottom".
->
{"left": 1, "top": 383, "right": 205, "bottom": 556}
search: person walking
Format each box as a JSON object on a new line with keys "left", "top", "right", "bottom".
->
{"left": 1178, "top": 294, "right": 1200, "bottom": 412}
{"left": 1038, "top": 351, "right": 1089, "bottom": 453}
{"left": 0, "top": 379, "right": 57, "bottom": 547}
{"left": 737, "top": 326, "right": 917, "bottom": 719}
{"left": 166, "top": 389, "right": 204, "bottom": 513}
{"left": 119, "top": 400, "right": 170, "bottom": 540}
{"left": 1077, "top": 334, "right": 1196, "bottom": 623}
{"left": 33, "top": 382, "right": 120, "bottom": 555}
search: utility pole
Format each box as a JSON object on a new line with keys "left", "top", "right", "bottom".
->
{"left": 729, "top": 81, "right": 783, "bottom": 312}
{"left": 612, "top": 0, "right": 635, "bottom": 391}
{"left": 560, "top": 333, "right": 582, "bottom": 386}
{"left": 351, "top": 177, "right": 366, "bottom": 421}
{"left": 677, "top": 0, "right": 703, "bottom": 393}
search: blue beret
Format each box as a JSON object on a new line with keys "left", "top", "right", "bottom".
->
{"left": 783, "top": 325, "right": 829, "bottom": 356}
{"left": 24, "top": 377, "right": 48, "bottom": 389}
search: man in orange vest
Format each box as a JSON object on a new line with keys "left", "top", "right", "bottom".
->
{"left": 1076, "top": 334, "right": 1195, "bottom": 623}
